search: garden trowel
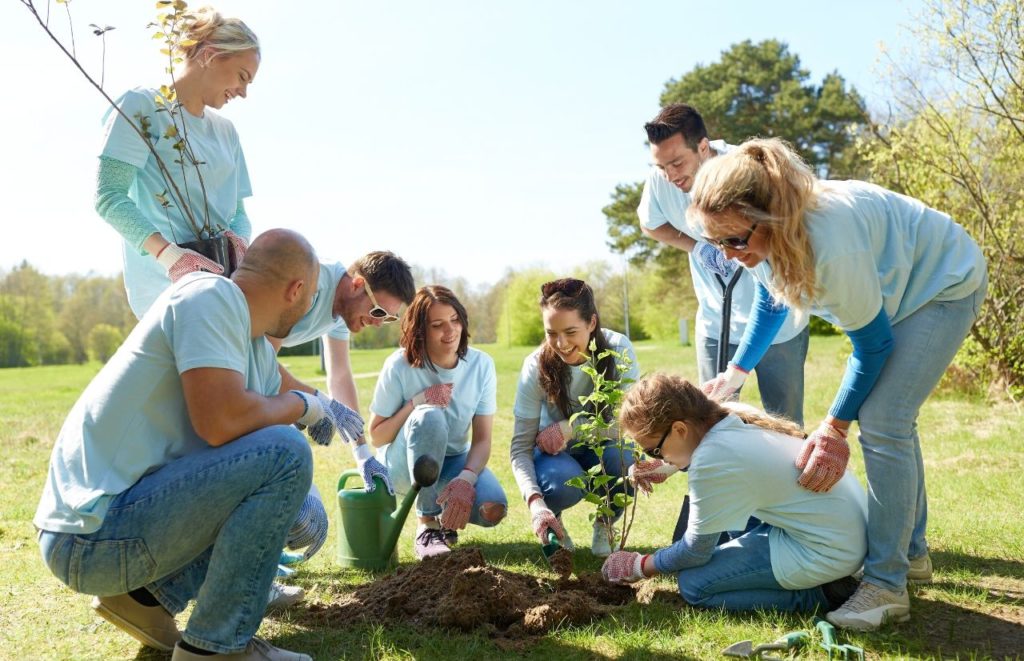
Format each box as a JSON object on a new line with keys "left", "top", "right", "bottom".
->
{"left": 722, "top": 630, "right": 809, "bottom": 658}
{"left": 541, "top": 527, "right": 574, "bottom": 578}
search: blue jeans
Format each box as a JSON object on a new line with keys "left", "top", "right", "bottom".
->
{"left": 38, "top": 426, "right": 312, "bottom": 654}
{"left": 857, "top": 283, "right": 985, "bottom": 591}
{"left": 677, "top": 524, "right": 829, "bottom": 612}
{"left": 698, "top": 325, "right": 809, "bottom": 426}
{"left": 533, "top": 439, "right": 635, "bottom": 518}
{"left": 383, "top": 407, "right": 507, "bottom": 525}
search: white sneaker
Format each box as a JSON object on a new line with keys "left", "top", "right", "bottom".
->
{"left": 266, "top": 582, "right": 305, "bottom": 611}
{"left": 908, "top": 552, "right": 933, "bottom": 584}
{"left": 826, "top": 582, "right": 910, "bottom": 631}
{"left": 590, "top": 520, "right": 616, "bottom": 558}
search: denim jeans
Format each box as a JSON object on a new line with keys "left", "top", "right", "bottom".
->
{"left": 698, "top": 325, "right": 809, "bottom": 426}
{"left": 38, "top": 425, "right": 312, "bottom": 654}
{"left": 383, "top": 406, "right": 507, "bottom": 525}
{"left": 533, "top": 439, "right": 635, "bottom": 518}
{"left": 857, "top": 283, "right": 986, "bottom": 592}
{"left": 677, "top": 523, "right": 829, "bottom": 612}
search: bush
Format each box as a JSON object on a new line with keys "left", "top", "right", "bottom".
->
{"left": 87, "top": 324, "right": 124, "bottom": 363}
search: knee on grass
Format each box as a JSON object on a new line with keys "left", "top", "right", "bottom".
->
{"left": 478, "top": 502, "right": 506, "bottom": 526}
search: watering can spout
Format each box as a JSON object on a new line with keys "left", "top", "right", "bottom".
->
{"left": 379, "top": 455, "right": 441, "bottom": 563}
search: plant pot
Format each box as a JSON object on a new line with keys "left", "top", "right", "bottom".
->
{"left": 179, "top": 233, "right": 236, "bottom": 277}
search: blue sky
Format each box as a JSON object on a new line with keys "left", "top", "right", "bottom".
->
{"left": 2, "top": 0, "right": 919, "bottom": 287}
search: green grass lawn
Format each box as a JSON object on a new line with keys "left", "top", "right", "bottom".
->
{"left": 1, "top": 337, "right": 1022, "bottom": 660}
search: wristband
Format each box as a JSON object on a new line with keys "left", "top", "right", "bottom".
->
{"left": 456, "top": 468, "right": 478, "bottom": 486}
{"left": 352, "top": 443, "right": 373, "bottom": 462}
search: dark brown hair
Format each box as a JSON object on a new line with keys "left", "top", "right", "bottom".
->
{"left": 644, "top": 103, "right": 708, "bottom": 150}
{"left": 537, "top": 278, "right": 616, "bottom": 419}
{"left": 349, "top": 251, "right": 416, "bottom": 304}
{"left": 400, "top": 285, "right": 470, "bottom": 372}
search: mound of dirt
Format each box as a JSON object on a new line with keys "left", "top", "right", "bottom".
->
{"left": 305, "top": 548, "right": 640, "bottom": 639}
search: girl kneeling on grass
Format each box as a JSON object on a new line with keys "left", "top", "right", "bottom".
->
{"left": 510, "top": 278, "right": 639, "bottom": 558}
{"left": 369, "top": 286, "right": 507, "bottom": 560}
{"left": 603, "top": 372, "right": 866, "bottom": 613}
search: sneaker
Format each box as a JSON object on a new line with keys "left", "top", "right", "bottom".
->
{"left": 591, "top": 520, "right": 616, "bottom": 558}
{"left": 266, "top": 582, "right": 305, "bottom": 611}
{"left": 908, "top": 552, "right": 933, "bottom": 584}
{"left": 826, "top": 582, "right": 910, "bottom": 631}
{"left": 821, "top": 575, "right": 861, "bottom": 611}
{"left": 171, "top": 637, "right": 311, "bottom": 660}
{"left": 414, "top": 527, "right": 451, "bottom": 560}
{"left": 92, "top": 593, "right": 181, "bottom": 652}
{"left": 441, "top": 527, "right": 459, "bottom": 546}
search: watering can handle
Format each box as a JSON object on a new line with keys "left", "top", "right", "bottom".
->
{"left": 337, "top": 469, "right": 363, "bottom": 493}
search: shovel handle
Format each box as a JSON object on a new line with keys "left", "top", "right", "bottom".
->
{"left": 546, "top": 528, "right": 559, "bottom": 545}
{"left": 815, "top": 618, "right": 838, "bottom": 646}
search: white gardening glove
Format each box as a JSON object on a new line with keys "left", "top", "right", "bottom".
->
{"left": 701, "top": 364, "right": 748, "bottom": 402}
{"left": 351, "top": 442, "right": 394, "bottom": 495}
{"left": 536, "top": 420, "right": 573, "bottom": 455}
{"left": 601, "top": 550, "right": 650, "bottom": 584}
{"left": 693, "top": 240, "right": 738, "bottom": 279}
{"left": 529, "top": 496, "right": 567, "bottom": 544}
{"left": 155, "top": 243, "right": 224, "bottom": 282}
{"left": 291, "top": 390, "right": 327, "bottom": 427}
{"left": 285, "top": 485, "right": 328, "bottom": 560}
{"left": 308, "top": 392, "right": 365, "bottom": 446}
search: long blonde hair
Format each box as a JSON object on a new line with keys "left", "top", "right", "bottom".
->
{"left": 689, "top": 138, "right": 819, "bottom": 310}
{"left": 619, "top": 372, "right": 805, "bottom": 442}
{"left": 180, "top": 6, "right": 260, "bottom": 62}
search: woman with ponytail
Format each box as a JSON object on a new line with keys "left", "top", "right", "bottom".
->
{"left": 687, "top": 137, "right": 987, "bottom": 630}
{"left": 509, "top": 278, "right": 639, "bottom": 558}
{"left": 602, "top": 372, "right": 867, "bottom": 615}
{"left": 95, "top": 6, "right": 260, "bottom": 317}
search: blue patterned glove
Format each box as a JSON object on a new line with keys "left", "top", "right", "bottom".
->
{"left": 353, "top": 443, "right": 394, "bottom": 495}
{"left": 285, "top": 486, "right": 328, "bottom": 560}
{"left": 694, "top": 240, "right": 738, "bottom": 279}
{"left": 304, "top": 391, "right": 365, "bottom": 446}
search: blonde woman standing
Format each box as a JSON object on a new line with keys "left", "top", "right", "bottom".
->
{"left": 687, "top": 138, "right": 986, "bottom": 630}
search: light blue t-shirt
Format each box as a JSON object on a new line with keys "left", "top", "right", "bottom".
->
{"left": 513, "top": 329, "right": 640, "bottom": 428}
{"left": 750, "top": 180, "right": 987, "bottom": 331}
{"left": 281, "top": 261, "right": 351, "bottom": 346}
{"left": 688, "top": 414, "right": 868, "bottom": 590}
{"left": 637, "top": 141, "right": 807, "bottom": 345}
{"left": 101, "top": 88, "right": 253, "bottom": 318}
{"left": 33, "top": 274, "right": 281, "bottom": 534}
{"left": 370, "top": 347, "right": 497, "bottom": 456}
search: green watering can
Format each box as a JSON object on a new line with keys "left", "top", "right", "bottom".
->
{"left": 336, "top": 455, "right": 440, "bottom": 571}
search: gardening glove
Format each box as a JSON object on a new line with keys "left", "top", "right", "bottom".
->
{"left": 410, "top": 383, "right": 454, "bottom": 408}
{"left": 694, "top": 240, "right": 738, "bottom": 280}
{"left": 436, "top": 469, "right": 477, "bottom": 531}
{"left": 223, "top": 230, "right": 248, "bottom": 266}
{"left": 529, "top": 497, "right": 566, "bottom": 544}
{"left": 628, "top": 459, "right": 679, "bottom": 495}
{"left": 155, "top": 243, "right": 224, "bottom": 283}
{"left": 701, "top": 364, "right": 748, "bottom": 402}
{"left": 601, "top": 551, "right": 649, "bottom": 584}
{"left": 285, "top": 485, "right": 328, "bottom": 560}
{"left": 291, "top": 390, "right": 327, "bottom": 427}
{"left": 536, "top": 420, "right": 573, "bottom": 455}
{"left": 795, "top": 421, "right": 850, "bottom": 493}
{"left": 306, "top": 391, "right": 364, "bottom": 446}
{"left": 352, "top": 442, "right": 395, "bottom": 495}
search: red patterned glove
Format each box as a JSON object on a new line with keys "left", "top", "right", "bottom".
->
{"left": 536, "top": 420, "right": 572, "bottom": 455}
{"left": 529, "top": 497, "right": 566, "bottom": 543}
{"left": 156, "top": 243, "right": 224, "bottom": 282}
{"left": 628, "top": 459, "right": 678, "bottom": 495}
{"left": 795, "top": 421, "right": 850, "bottom": 492}
{"left": 411, "top": 383, "right": 454, "bottom": 408}
{"left": 700, "top": 364, "right": 748, "bottom": 402}
{"left": 223, "top": 230, "right": 248, "bottom": 267}
{"left": 601, "top": 551, "right": 649, "bottom": 584}
{"left": 436, "top": 469, "right": 476, "bottom": 530}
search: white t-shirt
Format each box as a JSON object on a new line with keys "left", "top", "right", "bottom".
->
{"left": 688, "top": 414, "right": 868, "bottom": 590}
{"left": 281, "top": 261, "right": 352, "bottom": 346}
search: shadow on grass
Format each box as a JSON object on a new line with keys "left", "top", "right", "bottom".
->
{"left": 931, "top": 549, "right": 1024, "bottom": 581}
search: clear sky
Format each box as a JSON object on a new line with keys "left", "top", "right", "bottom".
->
{"left": 2, "top": 0, "right": 918, "bottom": 287}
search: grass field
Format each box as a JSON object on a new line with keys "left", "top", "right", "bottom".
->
{"left": 1, "top": 337, "right": 1022, "bottom": 660}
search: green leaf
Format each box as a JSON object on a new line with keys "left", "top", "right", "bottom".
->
{"left": 565, "top": 477, "right": 587, "bottom": 489}
{"left": 583, "top": 492, "right": 603, "bottom": 505}
{"left": 586, "top": 464, "right": 604, "bottom": 475}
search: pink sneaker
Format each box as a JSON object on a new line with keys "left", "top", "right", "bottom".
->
{"left": 414, "top": 527, "right": 451, "bottom": 560}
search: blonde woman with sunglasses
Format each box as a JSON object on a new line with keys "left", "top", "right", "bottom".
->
{"left": 687, "top": 138, "right": 987, "bottom": 630}
{"left": 602, "top": 373, "right": 866, "bottom": 616}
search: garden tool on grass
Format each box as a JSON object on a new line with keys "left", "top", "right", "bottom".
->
{"left": 815, "top": 619, "right": 864, "bottom": 661}
{"left": 722, "top": 630, "right": 809, "bottom": 659}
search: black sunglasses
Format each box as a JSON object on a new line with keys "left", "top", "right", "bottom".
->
{"left": 540, "top": 278, "right": 586, "bottom": 298}
{"left": 703, "top": 222, "right": 758, "bottom": 251}
{"left": 646, "top": 426, "right": 673, "bottom": 459}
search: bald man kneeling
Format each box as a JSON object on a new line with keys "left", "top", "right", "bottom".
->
{"left": 34, "top": 229, "right": 323, "bottom": 660}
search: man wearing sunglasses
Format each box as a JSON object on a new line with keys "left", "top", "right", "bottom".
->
{"left": 637, "top": 104, "right": 809, "bottom": 426}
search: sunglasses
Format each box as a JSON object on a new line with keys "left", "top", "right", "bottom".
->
{"left": 703, "top": 222, "right": 758, "bottom": 251}
{"left": 540, "top": 278, "right": 586, "bottom": 298}
{"left": 362, "top": 281, "right": 399, "bottom": 323}
{"left": 646, "top": 426, "right": 672, "bottom": 459}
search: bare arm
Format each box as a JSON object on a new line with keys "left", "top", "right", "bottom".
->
{"left": 324, "top": 337, "right": 359, "bottom": 410}
{"left": 368, "top": 403, "right": 415, "bottom": 448}
{"left": 181, "top": 366, "right": 305, "bottom": 446}
{"left": 465, "top": 414, "right": 493, "bottom": 475}
{"left": 640, "top": 222, "right": 697, "bottom": 252}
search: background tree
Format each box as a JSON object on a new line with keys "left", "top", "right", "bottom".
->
{"left": 87, "top": 323, "right": 124, "bottom": 363}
